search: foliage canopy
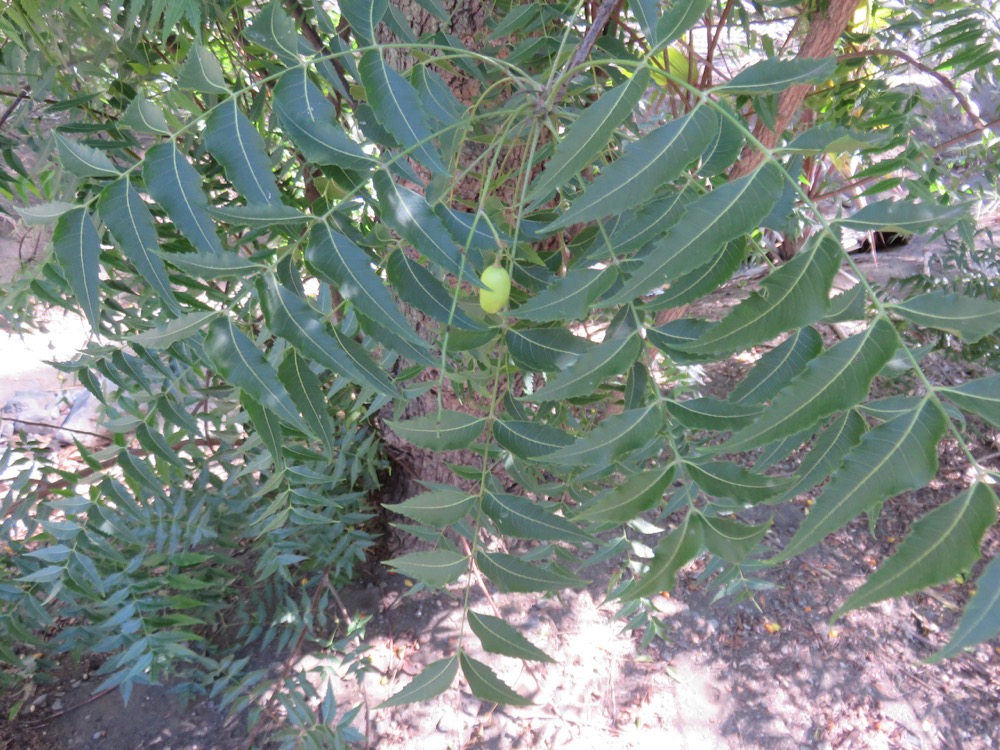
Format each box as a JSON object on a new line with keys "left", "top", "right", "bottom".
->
{"left": 0, "top": 0, "right": 998, "bottom": 741}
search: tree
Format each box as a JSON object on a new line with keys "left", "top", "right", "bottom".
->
{"left": 1, "top": 0, "right": 998, "bottom": 740}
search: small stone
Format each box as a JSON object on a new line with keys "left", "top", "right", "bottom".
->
{"left": 50, "top": 699, "right": 63, "bottom": 712}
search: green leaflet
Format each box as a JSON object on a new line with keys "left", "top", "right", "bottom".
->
{"left": 505, "top": 328, "right": 595, "bottom": 372}
{"left": 272, "top": 69, "right": 372, "bottom": 171}
{"left": 204, "top": 98, "right": 278, "bottom": 204}
{"left": 685, "top": 460, "right": 792, "bottom": 503}
{"left": 772, "top": 400, "right": 948, "bottom": 563}
{"left": 699, "top": 106, "right": 746, "bottom": 177}
{"left": 665, "top": 397, "right": 763, "bottom": 431}
{"left": 433, "top": 205, "right": 501, "bottom": 254}
{"left": 545, "top": 404, "right": 662, "bottom": 468}
{"left": 15, "top": 201, "right": 77, "bottom": 225}
{"left": 716, "top": 56, "right": 836, "bottom": 95}
{"left": 482, "top": 491, "right": 592, "bottom": 545}
{"left": 177, "top": 44, "right": 229, "bottom": 94}
{"left": 677, "top": 234, "right": 841, "bottom": 355}
{"left": 824, "top": 283, "right": 867, "bottom": 323}
{"left": 721, "top": 318, "right": 898, "bottom": 452}
{"left": 373, "top": 172, "right": 465, "bottom": 278}
{"left": 622, "top": 512, "right": 703, "bottom": 599}
{"left": 653, "top": 0, "right": 712, "bottom": 51}
{"left": 889, "top": 291, "right": 1000, "bottom": 344}
{"left": 386, "top": 411, "right": 485, "bottom": 451}
{"left": 514, "top": 266, "right": 617, "bottom": 322}
{"left": 359, "top": 50, "right": 447, "bottom": 174}
{"left": 55, "top": 133, "right": 119, "bottom": 178}
{"left": 928, "top": 553, "right": 1000, "bottom": 663}
{"left": 203, "top": 316, "right": 307, "bottom": 431}
{"left": 647, "top": 317, "right": 719, "bottom": 364}
{"left": 143, "top": 143, "right": 225, "bottom": 255}
{"left": 643, "top": 239, "right": 745, "bottom": 312}
{"left": 354, "top": 310, "right": 437, "bottom": 367}
{"left": 98, "top": 180, "right": 181, "bottom": 316}
{"left": 696, "top": 513, "right": 772, "bottom": 563}
{"left": 783, "top": 125, "right": 892, "bottom": 154}
{"left": 460, "top": 653, "right": 532, "bottom": 706}
{"left": 385, "top": 487, "right": 475, "bottom": 526}
{"left": 130, "top": 312, "right": 218, "bottom": 349}
{"left": 525, "top": 332, "right": 641, "bottom": 402}
{"left": 624, "top": 362, "right": 650, "bottom": 410}
{"left": 728, "top": 326, "right": 823, "bottom": 405}
{"left": 604, "top": 188, "right": 693, "bottom": 258}
{"left": 475, "top": 552, "right": 587, "bottom": 593}
{"left": 493, "top": 419, "right": 575, "bottom": 461}
{"left": 244, "top": 1, "right": 300, "bottom": 66}
{"left": 603, "top": 163, "right": 784, "bottom": 305}
{"left": 207, "top": 204, "right": 309, "bottom": 227}
{"left": 257, "top": 276, "right": 399, "bottom": 398}
{"left": 241, "top": 394, "right": 286, "bottom": 469}
{"left": 836, "top": 483, "right": 997, "bottom": 618}
{"left": 467, "top": 611, "right": 554, "bottom": 663}
{"left": 836, "top": 199, "right": 969, "bottom": 235}
{"left": 305, "top": 221, "right": 428, "bottom": 350}
{"left": 776, "top": 410, "right": 867, "bottom": 503}
{"left": 548, "top": 106, "right": 715, "bottom": 230}
{"left": 340, "top": 0, "right": 388, "bottom": 42}
{"left": 385, "top": 249, "right": 484, "bottom": 331}
{"left": 858, "top": 395, "right": 926, "bottom": 421}
{"left": 52, "top": 208, "right": 102, "bottom": 329}
{"left": 159, "top": 248, "right": 262, "bottom": 278}
{"left": 277, "top": 350, "right": 335, "bottom": 454}
{"left": 939, "top": 374, "right": 1000, "bottom": 427}
{"left": 122, "top": 93, "right": 170, "bottom": 135}
{"left": 527, "top": 70, "right": 649, "bottom": 208}
{"left": 572, "top": 466, "right": 674, "bottom": 523}
{"left": 385, "top": 550, "right": 468, "bottom": 587}
{"left": 630, "top": 0, "right": 660, "bottom": 44}
{"left": 378, "top": 655, "right": 458, "bottom": 709}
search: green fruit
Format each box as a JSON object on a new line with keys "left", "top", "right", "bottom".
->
{"left": 479, "top": 265, "right": 511, "bottom": 314}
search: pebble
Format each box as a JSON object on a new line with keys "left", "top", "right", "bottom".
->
{"left": 51, "top": 698, "right": 63, "bottom": 711}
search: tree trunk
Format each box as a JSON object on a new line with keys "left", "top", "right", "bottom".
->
{"left": 731, "top": 0, "right": 858, "bottom": 179}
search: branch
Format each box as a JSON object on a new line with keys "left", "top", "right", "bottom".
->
{"left": 555, "top": 0, "right": 623, "bottom": 103}
{"left": 283, "top": 0, "right": 356, "bottom": 110}
{"left": 812, "top": 115, "right": 1000, "bottom": 202}
{"left": 0, "top": 87, "right": 30, "bottom": 131}
{"left": 838, "top": 48, "right": 987, "bottom": 129}
{"left": 700, "top": 0, "right": 736, "bottom": 89}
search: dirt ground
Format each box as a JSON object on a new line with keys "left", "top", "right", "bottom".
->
{"left": 3, "top": 441, "right": 998, "bottom": 750}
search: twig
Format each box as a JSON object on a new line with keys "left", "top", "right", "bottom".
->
{"left": 838, "top": 48, "right": 987, "bottom": 129}
{"left": 0, "top": 87, "right": 30, "bottom": 131}
{"left": 554, "top": 0, "right": 622, "bottom": 103}
{"left": 284, "top": 0, "right": 356, "bottom": 111}
{"left": 5, "top": 418, "right": 108, "bottom": 441}
{"left": 20, "top": 686, "right": 116, "bottom": 729}
{"left": 700, "top": 0, "right": 735, "bottom": 89}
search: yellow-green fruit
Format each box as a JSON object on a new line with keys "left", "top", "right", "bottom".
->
{"left": 479, "top": 265, "right": 511, "bottom": 314}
